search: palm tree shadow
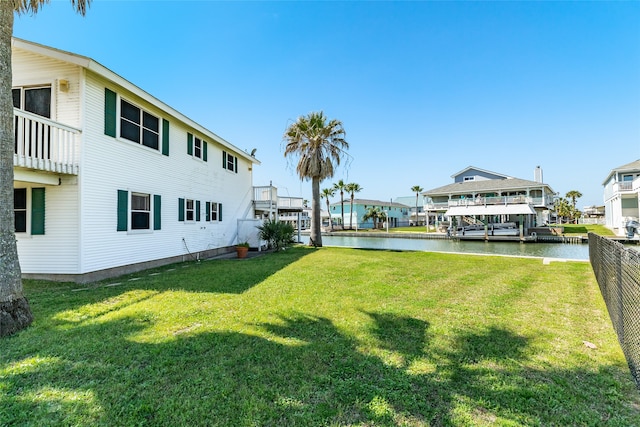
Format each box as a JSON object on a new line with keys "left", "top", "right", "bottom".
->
{"left": 363, "top": 310, "right": 430, "bottom": 363}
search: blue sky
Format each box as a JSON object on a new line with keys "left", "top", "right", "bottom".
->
{"left": 14, "top": 0, "right": 640, "bottom": 208}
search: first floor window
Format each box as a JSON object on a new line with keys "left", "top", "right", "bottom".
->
{"left": 117, "top": 190, "right": 161, "bottom": 231}
{"left": 131, "top": 193, "right": 150, "bottom": 230}
{"left": 14, "top": 188, "right": 27, "bottom": 232}
{"left": 207, "top": 202, "right": 222, "bottom": 222}
{"left": 186, "top": 199, "right": 195, "bottom": 221}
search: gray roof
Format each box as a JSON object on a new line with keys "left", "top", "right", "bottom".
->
{"left": 424, "top": 177, "right": 553, "bottom": 196}
{"left": 602, "top": 159, "right": 640, "bottom": 185}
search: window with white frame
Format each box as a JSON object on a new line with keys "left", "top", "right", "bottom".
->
{"left": 208, "top": 202, "right": 222, "bottom": 222}
{"left": 120, "top": 99, "right": 160, "bottom": 150}
{"left": 131, "top": 193, "right": 151, "bottom": 230}
{"left": 223, "top": 151, "right": 238, "bottom": 173}
{"left": 194, "top": 137, "right": 202, "bottom": 159}
{"left": 186, "top": 199, "right": 195, "bottom": 221}
{"left": 14, "top": 188, "right": 27, "bottom": 233}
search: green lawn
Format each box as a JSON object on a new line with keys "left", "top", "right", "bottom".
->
{"left": 551, "top": 223, "right": 616, "bottom": 237}
{"left": 2, "top": 247, "right": 638, "bottom": 426}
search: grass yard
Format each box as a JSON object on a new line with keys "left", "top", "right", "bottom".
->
{"left": 1, "top": 247, "right": 638, "bottom": 426}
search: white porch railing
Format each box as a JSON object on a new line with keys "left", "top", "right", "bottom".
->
{"left": 277, "top": 196, "right": 303, "bottom": 210}
{"left": 425, "top": 195, "right": 553, "bottom": 211}
{"left": 13, "top": 109, "right": 81, "bottom": 175}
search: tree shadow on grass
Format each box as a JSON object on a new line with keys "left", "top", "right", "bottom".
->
{"left": 2, "top": 312, "right": 639, "bottom": 426}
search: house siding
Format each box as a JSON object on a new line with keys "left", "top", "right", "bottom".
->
{"left": 76, "top": 72, "right": 254, "bottom": 274}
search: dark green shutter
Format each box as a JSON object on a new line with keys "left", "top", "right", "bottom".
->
{"left": 187, "top": 133, "right": 193, "bottom": 156}
{"left": 234, "top": 157, "right": 238, "bottom": 173}
{"left": 203, "top": 141, "right": 208, "bottom": 162}
{"left": 218, "top": 203, "right": 222, "bottom": 221}
{"left": 222, "top": 151, "right": 227, "bottom": 169}
{"left": 178, "top": 198, "right": 185, "bottom": 221}
{"left": 117, "top": 190, "right": 128, "bottom": 231}
{"left": 162, "top": 119, "right": 170, "bottom": 156}
{"left": 206, "top": 202, "right": 210, "bottom": 221}
{"left": 154, "top": 194, "right": 161, "bottom": 230}
{"left": 196, "top": 200, "right": 201, "bottom": 221}
{"left": 31, "top": 188, "right": 45, "bottom": 235}
{"left": 104, "top": 88, "right": 117, "bottom": 137}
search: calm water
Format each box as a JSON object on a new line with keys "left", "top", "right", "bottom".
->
{"left": 300, "top": 235, "right": 591, "bottom": 260}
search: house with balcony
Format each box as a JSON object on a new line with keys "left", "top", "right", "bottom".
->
{"left": 423, "top": 166, "right": 556, "bottom": 235}
{"left": 329, "top": 199, "right": 410, "bottom": 229}
{"left": 11, "top": 38, "right": 261, "bottom": 282}
{"left": 252, "top": 183, "right": 305, "bottom": 240}
{"left": 602, "top": 159, "right": 640, "bottom": 236}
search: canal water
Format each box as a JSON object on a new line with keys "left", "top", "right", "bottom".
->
{"left": 300, "top": 234, "right": 591, "bottom": 260}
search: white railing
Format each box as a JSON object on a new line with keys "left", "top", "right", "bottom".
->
{"left": 426, "top": 195, "right": 553, "bottom": 211}
{"left": 277, "top": 196, "right": 303, "bottom": 210}
{"left": 14, "top": 109, "right": 80, "bottom": 175}
{"left": 253, "top": 186, "right": 278, "bottom": 204}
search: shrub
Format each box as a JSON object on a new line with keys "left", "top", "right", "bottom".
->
{"left": 257, "top": 219, "right": 295, "bottom": 250}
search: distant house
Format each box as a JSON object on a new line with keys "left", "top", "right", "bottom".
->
{"left": 329, "top": 199, "right": 410, "bottom": 229}
{"left": 12, "top": 38, "right": 265, "bottom": 282}
{"left": 602, "top": 160, "right": 640, "bottom": 236}
{"left": 423, "top": 166, "right": 556, "bottom": 233}
{"left": 394, "top": 195, "right": 426, "bottom": 226}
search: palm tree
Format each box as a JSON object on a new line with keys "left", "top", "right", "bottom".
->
{"left": 411, "top": 185, "right": 423, "bottom": 226}
{"left": 345, "top": 182, "right": 362, "bottom": 229}
{"left": 362, "top": 206, "right": 385, "bottom": 230}
{"left": 1, "top": 1, "right": 90, "bottom": 337}
{"left": 333, "top": 179, "right": 346, "bottom": 229}
{"left": 565, "top": 190, "right": 582, "bottom": 223}
{"left": 320, "top": 188, "right": 335, "bottom": 231}
{"left": 283, "top": 111, "right": 348, "bottom": 247}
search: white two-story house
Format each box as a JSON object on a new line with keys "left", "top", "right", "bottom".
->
{"left": 12, "top": 38, "right": 260, "bottom": 282}
{"left": 602, "top": 160, "right": 640, "bottom": 236}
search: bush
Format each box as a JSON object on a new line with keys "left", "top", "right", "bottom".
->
{"left": 257, "top": 219, "right": 295, "bottom": 251}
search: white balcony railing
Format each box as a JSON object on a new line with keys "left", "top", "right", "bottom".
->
{"left": 425, "top": 195, "right": 553, "bottom": 211}
{"left": 14, "top": 109, "right": 80, "bottom": 175}
{"left": 277, "top": 196, "right": 303, "bottom": 210}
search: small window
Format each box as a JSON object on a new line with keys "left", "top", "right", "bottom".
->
{"left": 210, "top": 202, "right": 219, "bottom": 221}
{"left": 186, "top": 199, "right": 195, "bottom": 221}
{"left": 131, "top": 193, "right": 151, "bottom": 230}
{"left": 14, "top": 188, "right": 27, "bottom": 233}
{"left": 464, "top": 176, "right": 475, "bottom": 181}
{"left": 194, "top": 137, "right": 202, "bottom": 159}
{"left": 223, "top": 151, "right": 238, "bottom": 173}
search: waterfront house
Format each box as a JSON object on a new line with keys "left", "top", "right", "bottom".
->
{"left": 394, "top": 195, "right": 427, "bottom": 226}
{"left": 602, "top": 159, "right": 640, "bottom": 236}
{"left": 329, "top": 199, "right": 410, "bottom": 229}
{"left": 423, "top": 166, "right": 556, "bottom": 234}
{"left": 11, "top": 38, "right": 262, "bottom": 282}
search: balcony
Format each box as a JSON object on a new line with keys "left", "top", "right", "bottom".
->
{"left": 253, "top": 186, "right": 304, "bottom": 213}
{"left": 13, "top": 109, "right": 80, "bottom": 175}
{"left": 425, "top": 195, "right": 553, "bottom": 211}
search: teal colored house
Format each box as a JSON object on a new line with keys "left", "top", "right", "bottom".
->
{"left": 329, "top": 199, "right": 410, "bottom": 229}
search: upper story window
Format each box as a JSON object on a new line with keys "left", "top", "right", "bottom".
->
{"left": 12, "top": 86, "right": 51, "bottom": 119}
{"left": 120, "top": 99, "right": 160, "bottom": 150}
{"left": 463, "top": 176, "right": 475, "bottom": 181}
{"left": 223, "top": 151, "right": 238, "bottom": 173}
{"left": 187, "top": 133, "right": 208, "bottom": 161}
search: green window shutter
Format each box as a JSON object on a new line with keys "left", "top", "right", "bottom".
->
{"left": 206, "top": 202, "right": 210, "bottom": 221}
{"left": 154, "top": 194, "right": 161, "bottom": 230}
{"left": 187, "top": 133, "right": 193, "bottom": 156}
{"left": 196, "top": 200, "right": 201, "bottom": 221}
{"left": 117, "top": 190, "right": 128, "bottom": 231}
{"left": 222, "top": 151, "right": 227, "bottom": 169}
{"left": 162, "top": 119, "right": 170, "bottom": 156}
{"left": 31, "top": 188, "right": 45, "bottom": 235}
{"left": 234, "top": 157, "right": 238, "bottom": 173}
{"left": 219, "top": 203, "right": 222, "bottom": 221}
{"left": 104, "top": 88, "right": 117, "bottom": 137}
{"left": 203, "top": 141, "right": 208, "bottom": 162}
{"left": 178, "top": 198, "right": 185, "bottom": 222}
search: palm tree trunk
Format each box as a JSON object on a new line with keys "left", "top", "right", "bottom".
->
{"left": 349, "top": 195, "right": 354, "bottom": 230}
{"left": 310, "top": 177, "right": 322, "bottom": 247}
{"left": 340, "top": 191, "right": 344, "bottom": 229}
{"left": 0, "top": 3, "right": 33, "bottom": 337}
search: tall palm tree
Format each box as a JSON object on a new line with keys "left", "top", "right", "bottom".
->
{"left": 283, "top": 111, "right": 348, "bottom": 247}
{"left": 411, "top": 185, "right": 423, "bottom": 226}
{"left": 333, "top": 179, "right": 346, "bottom": 229}
{"left": 345, "top": 182, "right": 362, "bottom": 230}
{"left": 320, "top": 188, "right": 335, "bottom": 231}
{"left": 1, "top": 1, "right": 90, "bottom": 337}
